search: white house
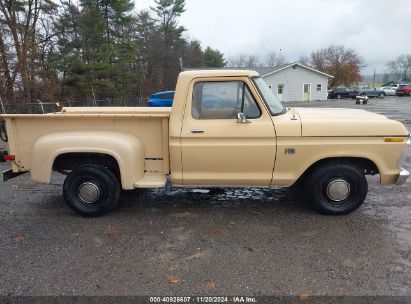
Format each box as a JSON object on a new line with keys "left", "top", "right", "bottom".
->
{"left": 250, "top": 63, "right": 334, "bottom": 102}
{"left": 187, "top": 63, "right": 333, "bottom": 102}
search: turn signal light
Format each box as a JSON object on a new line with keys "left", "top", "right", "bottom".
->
{"left": 3, "top": 155, "right": 15, "bottom": 161}
{"left": 384, "top": 138, "right": 404, "bottom": 143}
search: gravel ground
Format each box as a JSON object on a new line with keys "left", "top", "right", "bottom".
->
{"left": 0, "top": 96, "right": 410, "bottom": 297}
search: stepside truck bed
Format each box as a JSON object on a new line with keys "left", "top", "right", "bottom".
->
{"left": 0, "top": 107, "right": 171, "bottom": 189}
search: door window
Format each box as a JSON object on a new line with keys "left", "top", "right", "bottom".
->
{"left": 192, "top": 81, "right": 261, "bottom": 120}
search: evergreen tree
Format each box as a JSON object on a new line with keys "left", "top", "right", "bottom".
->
{"left": 151, "top": 0, "right": 186, "bottom": 89}
{"left": 59, "top": 0, "right": 137, "bottom": 98}
{"left": 184, "top": 40, "right": 204, "bottom": 68}
{"left": 203, "top": 47, "right": 225, "bottom": 67}
{"left": 1, "top": 0, "right": 226, "bottom": 102}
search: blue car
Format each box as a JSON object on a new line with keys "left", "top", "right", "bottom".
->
{"left": 148, "top": 91, "right": 232, "bottom": 108}
{"left": 147, "top": 91, "right": 175, "bottom": 107}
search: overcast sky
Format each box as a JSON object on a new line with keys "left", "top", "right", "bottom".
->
{"left": 135, "top": 0, "right": 411, "bottom": 75}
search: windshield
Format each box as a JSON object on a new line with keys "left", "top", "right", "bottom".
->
{"left": 252, "top": 77, "right": 285, "bottom": 115}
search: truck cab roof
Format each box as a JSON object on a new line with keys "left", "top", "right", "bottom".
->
{"left": 180, "top": 70, "right": 260, "bottom": 79}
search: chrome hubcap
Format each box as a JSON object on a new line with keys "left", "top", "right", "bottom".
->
{"left": 78, "top": 182, "right": 100, "bottom": 204}
{"left": 326, "top": 179, "right": 351, "bottom": 202}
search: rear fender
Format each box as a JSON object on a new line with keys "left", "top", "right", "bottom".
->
{"left": 30, "top": 131, "right": 144, "bottom": 189}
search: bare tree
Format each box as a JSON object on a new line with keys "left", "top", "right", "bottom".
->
{"left": 309, "top": 45, "right": 363, "bottom": 87}
{"left": 0, "top": 0, "right": 58, "bottom": 102}
{"left": 265, "top": 52, "right": 286, "bottom": 67}
{"left": 0, "top": 22, "right": 14, "bottom": 99}
{"left": 386, "top": 54, "right": 411, "bottom": 80}
{"left": 298, "top": 55, "right": 310, "bottom": 66}
{"left": 226, "top": 54, "right": 247, "bottom": 68}
{"left": 226, "top": 54, "right": 263, "bottom": 68}
{"left": 246, "top": 55, "right": 262, "bottom": 68}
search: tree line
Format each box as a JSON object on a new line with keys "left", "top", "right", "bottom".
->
{"left": 1, "top": 0, "right": 410, "bottom": 104}
{"left": 0, "top": 0, "right": 225, "bottom": 103}
{"left": 228, "top": 47, "right": 411, "bottom": 88}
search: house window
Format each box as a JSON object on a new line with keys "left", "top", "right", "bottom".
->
{"left": 278, "top": 84, "right": 284, "bottom": 94}
{"left": 316, "top": 84, "right": 322, "bottom": 91}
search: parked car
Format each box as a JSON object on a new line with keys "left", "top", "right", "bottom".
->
{"left": 328, "top": 87, "right": 353, "bottom": 99}
{"left": 396, "top": 84, "right": 411, "bottom": 96}
{"left": 350, "top": 88, "right": 385, "bottom": 99}
{"left": 148, "top": 91, "right": 175, "bottom": 107}
{"left": 148, "top": 92, "right": 229, "bottom": 108}
{"left": 379, "top": 87, "right": 397, "bottom": 96}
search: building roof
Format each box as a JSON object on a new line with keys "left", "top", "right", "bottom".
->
{"left": 186, "top": 62, "right": 334, "bottom": 78}
{"left": 256, "top": 62, "right": 334, "bottom": 78}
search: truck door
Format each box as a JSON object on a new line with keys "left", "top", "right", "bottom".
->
{"left": 180, "top": 77, "right": 276, "bottom": 187}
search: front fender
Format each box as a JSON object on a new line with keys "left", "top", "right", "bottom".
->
{"left": 30, "top": 131, "right": 145, "bottom": 189}
{"left": 273, "top": 137, "right": 406, "bottom": 186}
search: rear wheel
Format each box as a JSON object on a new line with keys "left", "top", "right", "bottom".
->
{"left": 379, "top": 93, "right": 385, "bottom": 99}
{"left": 63, "top": 164, "right": 120, "bottom": 217}
{"left": 306, "top": 163, "right": 368, "bottom": 215}
{"left": 336, "top": 94, "right": 342, "bottom": 99}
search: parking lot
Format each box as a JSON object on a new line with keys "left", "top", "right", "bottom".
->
{"left": 0, "top": 96, "right": 410, "bottom": 297}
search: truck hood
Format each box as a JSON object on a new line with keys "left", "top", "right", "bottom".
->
{"left": 295, "top": 107, "right": 409, "bottom": 137}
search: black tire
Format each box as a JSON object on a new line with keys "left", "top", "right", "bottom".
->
{"left": 378, "top": 93, "right": 385, "bottom": 99}
{"left": 63, "top": 164, "right": 120, "bottom": 217}
{"left": 336, "top": 94, "right": 342, "bottom": 99}
{"left": 306, "top": 163, "right": 368, "bottom": 215}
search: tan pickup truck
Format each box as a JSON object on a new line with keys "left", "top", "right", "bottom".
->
{"left": 0, "top": 70, "right": 409, "bottom": 217}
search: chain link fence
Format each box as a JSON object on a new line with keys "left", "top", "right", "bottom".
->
{"left": 0, "top": 97, "right": 149, "bottom": 114}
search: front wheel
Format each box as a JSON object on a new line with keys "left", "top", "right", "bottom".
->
{"left": 63, "top": 164, "right": 120, "bottom": 217}
{"left": 378, "top": 93, "right": 385, "bottom": 99}
{"left": 306, "top": 163, "right": 368, "bottom": 215}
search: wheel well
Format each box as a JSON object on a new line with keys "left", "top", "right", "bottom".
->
{"left": 296, "top": 157, "right": 379, "bottom": 184}
{"left": 53, "top": 153, "right": 121, "bottom": 180}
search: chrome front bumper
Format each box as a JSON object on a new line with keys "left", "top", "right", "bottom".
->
{"left": 396, "top": 168, "right": 410, "bottom": 185}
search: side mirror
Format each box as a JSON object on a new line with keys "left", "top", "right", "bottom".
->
{"left": 237, "top": 112, "right": 251, "bottom": 124}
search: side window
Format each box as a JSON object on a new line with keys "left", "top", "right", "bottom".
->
{"left": 192, "top": 81, "right": 261, "bottom": 120}
{"left": 316, "top": 84, "right": 322, "bottom": 91}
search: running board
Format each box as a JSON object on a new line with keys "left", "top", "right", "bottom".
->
{"left": 134, "top": 173, "right": 168, "bottom": 188}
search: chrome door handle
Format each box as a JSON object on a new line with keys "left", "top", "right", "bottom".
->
{"left": 191, "top": 128, "right": 204, "bottom": 134}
